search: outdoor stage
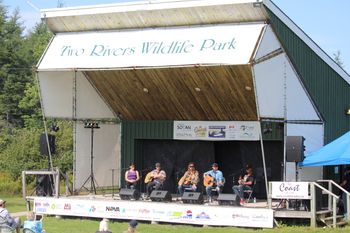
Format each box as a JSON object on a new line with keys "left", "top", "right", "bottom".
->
{"left": 32, "top": 194, "right": 274, "bottom": 228}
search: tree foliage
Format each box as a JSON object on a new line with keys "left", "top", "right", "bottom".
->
{"left": 333, "top": 50, "right": 344, "bottom": 69}
{"left": 0, "top": 2, "right": 72, "bottom": 187}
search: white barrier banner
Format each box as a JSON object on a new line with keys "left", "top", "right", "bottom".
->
{"left": 271, "top": 182, "right": 309, "bottom": 199}
{"left": 174, "top": 121, "right": 260, "bottom": 141}
{"left": 38, "top": 24, "right": 264, "bottom": 70}
{"left": 34, "top": 197, "right": 273, "bottom": 228}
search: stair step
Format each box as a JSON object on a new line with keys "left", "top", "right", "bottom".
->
{"left": 336, "top": 221, "right": 348, "bottom": 227}
{"left": 316, "top": 210, "right": 332, "bottom": 215}
{"left": 322, "top": 215, "right": 344, "bottom": 221}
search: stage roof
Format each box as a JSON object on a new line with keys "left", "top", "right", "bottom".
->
{"left": 40, "top": 0, "right": 349, "bottom": 85}
{"left": 85, "top": 66, "right": 257, "bottom": 121}
{"left": 41, "top": 0, "right": 266, "bottom": 33}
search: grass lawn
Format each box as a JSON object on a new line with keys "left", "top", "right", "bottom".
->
{"left": 43, "top": 217, "right": 350, "bottom": 233}
{"left": 0, "top": 195, "right": 27, "bottom": 213}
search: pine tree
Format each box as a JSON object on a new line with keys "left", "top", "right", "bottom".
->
{"left": 0, "top": 8, "right": 30, "bottom": 126}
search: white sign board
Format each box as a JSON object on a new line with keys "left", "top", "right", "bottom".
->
{"left": 34, "top": 197, "right": 273, "bottom": 228}
{"left": 38, "top": 24, "right": 265, "bottom": 70}
{"left": 174, "top": 121, "right": 260, "bottom": 141}
{"left": 271, "top": 182, "right": 309, "bottom": 199}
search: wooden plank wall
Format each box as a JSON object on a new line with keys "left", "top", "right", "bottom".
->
{"left": 86, "top": 65, "right": 258, "bottom": 121}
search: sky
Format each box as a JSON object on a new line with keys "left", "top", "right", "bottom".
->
{"left": 2, "top": 0, "right": 350, "bottom": 73}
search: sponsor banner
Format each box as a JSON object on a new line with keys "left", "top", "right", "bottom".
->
{"left": 174, "top": 121, "right": 260, "bottom": 141}
{"left": 271, "top": 182, "right": 309, "bottom": 199}
{"left": 38, "top": 24, "right": 264, "bottom": 70}
{"left": 34, "top": 197, "right": 273, "bottom": 228}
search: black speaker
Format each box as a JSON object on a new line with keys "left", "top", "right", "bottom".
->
{"left": 286, "top": 136, "right": 305, "bottom": 162}
{"left": 150, "top": 190, "right": 172, "bottom": 202}
{"left": 181, "top": 192, "right": 203, "bottom": 204}
{"left": 119, "top": 188, "right": 140, "bottom": 200}
{"left": 217, "top": 194, "right": 240, "bottom": 206}
{"left": 36, "top": 175, "right": 53, "bottom": 197}
{"left": 39, "top": 134, "right": 56, "bottom": 156}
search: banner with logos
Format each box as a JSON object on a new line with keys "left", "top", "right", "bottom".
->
{"left": 38, "top": 24, "right": 265, "bottom": 70}
{"left": 271, "top": 182, "right": 309, "bottom": 199}
{"left": 34, "top": 197, "right": 273, "bottom": 228}
{"left": 174, "top": 121, "right": 260, "bottom": 141}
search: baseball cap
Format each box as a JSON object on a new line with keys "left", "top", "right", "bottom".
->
{"left": 129, "top": 219, "right": 138, "bottom": 228}
{"left": 0, "top": 199, "right": 6, "bottom": 205}
{"left": 212, "top": 163, "right": 218, "bottom": 167}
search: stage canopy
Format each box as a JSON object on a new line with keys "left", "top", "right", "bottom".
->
{"left": 300, "top": 131, "right": 350, "bottom": 167}
{"left": 37, "top": 0, "right": 347, "bottom": 189}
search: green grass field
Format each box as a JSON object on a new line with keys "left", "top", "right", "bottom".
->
{"left": 41, "top": 217, "right": 350, "bottom": 233}
{"left": 2, "top": 195, "right": 350, "bottom": 233}
{"left": 1, "top": 196, "right": 27, "bottom": 213}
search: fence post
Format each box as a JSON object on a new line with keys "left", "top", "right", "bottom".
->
{"left": 268, "top": 182, "right": 272, "bottom": 209}
{"left": 333, "top": 196, "right": 337, "bottom": 228}
{"left": 22, "top": 171, "right": 26, "bottom": 199}
{"left": 55, "top": 168, "right": 60, "bottom": 198}
{"left": 310, "top": 182, "right": 316, "bottom": 227}
{"left": 328, "top": 181, "right": 332, "bottom": 210}
{"left": 347, "top": 194, "right": 350, "bottom": 222}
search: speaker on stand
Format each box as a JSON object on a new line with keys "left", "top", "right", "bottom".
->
{"left": 286, "top": 136, "right": 305, "bottom": 162}
{"left": 39, "top": 134, "right": 56, "bottom": 156}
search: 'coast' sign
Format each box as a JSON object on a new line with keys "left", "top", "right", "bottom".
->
{"left": 38, "top": 24, "right": 265, "bottom": 70}
{"left": 271, "top": 182, "right": 309, "bottom": 199}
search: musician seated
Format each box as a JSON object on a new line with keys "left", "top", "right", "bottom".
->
{"left": 203, "top": 163, "right": 224, "bottom": 202}
{"left": 125, "top": 163, "right": 140, "bottom": 189}
{"left": 178, "top": 162, "right": 199, "bottom": 196}
{"left": 145, "top": 162, "right": 166, "bottom": 198}
{"left": 232, "top": 164, "right": 254, "bottom": 205}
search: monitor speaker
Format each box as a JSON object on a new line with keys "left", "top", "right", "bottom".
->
{"left": 217, "top": 194, "right": 240, "bottom": 206}
{"left": 36, "top": 174, "right": 53, "bottom": 197}
{"left": 181, "top": 192, "right": 203, "bottom": 204}
{"left": 39, "top": 134, "right": 56, "bottom": 156}
{"left": 150, "top": 190, "right": 172, "bottom": 202}
{"left": 119, "top": 188, "right": 140, "bottom": 200}
{"left": 286, "top": 136, "right": 305, "bottom": 162}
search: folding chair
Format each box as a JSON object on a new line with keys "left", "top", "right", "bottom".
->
{"left": 23, "top": 229, "right": 36, "bottom": 233}
{"left": 244, "top": 179, "right": 256, "bottom": 203}
{"left": 0, "top": 216, "right": 15, "bottom": 233}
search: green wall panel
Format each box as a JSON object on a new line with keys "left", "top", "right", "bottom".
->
{"left": 121, "top": 120, "right": 173, "bottom": 173}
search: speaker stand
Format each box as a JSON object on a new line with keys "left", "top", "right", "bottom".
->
{"left": 78, "top": 122, "right": 100, "bottom": 195}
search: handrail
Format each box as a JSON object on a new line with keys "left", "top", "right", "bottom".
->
{"left": 317, "top": 179, "right": 350, "bottom": 222}
{"left": 313, "top": 182, "right": 339, "bottom": 199}
{"left": 317, "top": 179, "right": 350, "bottom": 195}
{"left": 312, "top": 182, "right": 338, "bottom": 228}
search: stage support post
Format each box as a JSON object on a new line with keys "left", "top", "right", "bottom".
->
{"left": 251, "top": 67, "right": 269, "bottom": 199}
{"left": 310, "top": 182, "right": 316, "bottom": 228}
{"left": 268, "top": 182, "right": 272, "bottom": 209}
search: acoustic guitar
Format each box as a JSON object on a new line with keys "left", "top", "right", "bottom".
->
{"left": 203, "top": 174, "right": 215, "bottom": 187}
{"left": 144, "top": 172, "right": 154, "bottom": 184}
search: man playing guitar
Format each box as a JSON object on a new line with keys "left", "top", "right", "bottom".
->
{"left": 144, "top": 162, "right": 166, "bottom": 198}
{"left": 233, "top": 164, "right": 254, "bottom": 205}
{"left": 203, "top": 163, "right": 224, "bottom": 202}
{"left": 177, "top": 162, "right": 199, "bottom": 196}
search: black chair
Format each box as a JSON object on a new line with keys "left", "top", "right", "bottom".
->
{"left": 244, "top": 179, "right": 256, "bottom": 203}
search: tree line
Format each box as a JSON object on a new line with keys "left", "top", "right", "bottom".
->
{"left": 0, "top": 2, "right": 72, "bottom": 193}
